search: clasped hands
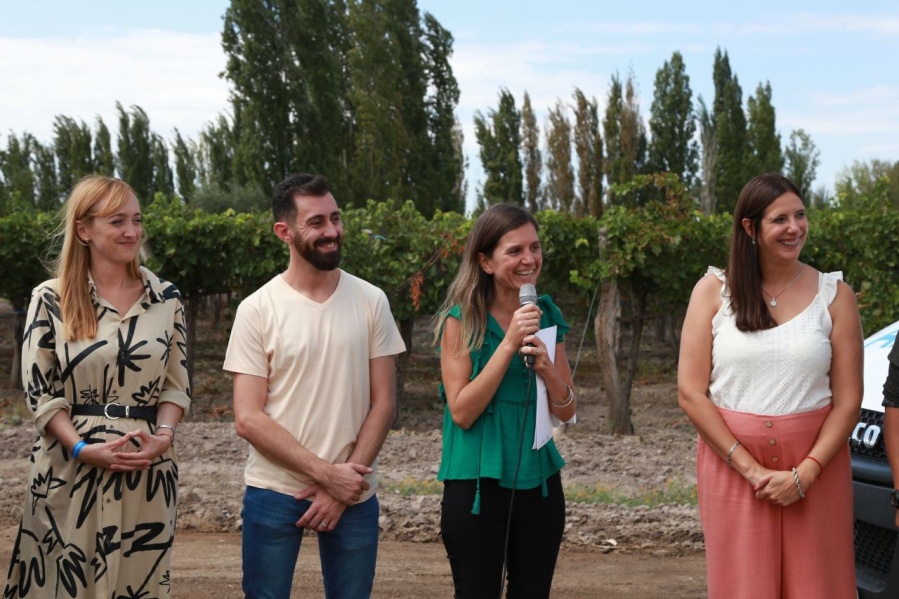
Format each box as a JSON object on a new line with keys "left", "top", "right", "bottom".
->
{"left": 79, "top": 429, "right": 174, "bottom": 472}
{"left": 293, "top": 462, "right": 372, "bottom": 532}
{"left": 750, "top": 467, "right": 809, "bottom": 507}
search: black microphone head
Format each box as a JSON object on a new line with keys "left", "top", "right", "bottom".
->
{"left": 519, "top": 283, "right": 538, "bottom": 306}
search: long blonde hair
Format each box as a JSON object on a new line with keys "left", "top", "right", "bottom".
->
{"left": 56, "top": 175, "right": 141, "bottom": 341}
{"left": 434, "top": 204, "right": 539, "bottom": 354}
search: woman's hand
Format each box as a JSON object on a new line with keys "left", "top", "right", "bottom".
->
{"left": 106, "top": 429, "right": 173, "bottom": 471}
{"left": 76, "top": 431, "right": 153, "bottom": 471}
{"left": 520, "top": 333, "right": 548, "bottom": 367}
{"left": 510, "top": 305, "right": 543, "bottom": 345}
{"left": 507, "top": 304, "right": 543, "bottom": 359}
{"left": 753, "top": 470, "right": 805, "bottom": 507}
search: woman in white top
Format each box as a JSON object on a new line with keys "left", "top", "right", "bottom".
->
{"left": 678, "top": 172, "right": 863, "bottom": 599}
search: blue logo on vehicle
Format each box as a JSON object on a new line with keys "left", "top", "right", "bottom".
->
{"left": 865, "top": 331, "right": 897, "bottom": 349}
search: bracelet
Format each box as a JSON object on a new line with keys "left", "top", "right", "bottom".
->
{"left": 71, "top": 440, "right": 87, "bottom": 461}
{"left": 550, "top": 385, "right": 575, "bottom": 408}
{"left": 791, "top": 467, "right": 806, "bottom": 499}
{"left": 804, "top": 455, "right": 823, "bottom": 473}
{"left": 726, "top": 440, "right": 741, "bottom": 469}
{"left": 156, "top": 424, "right": 176, "bottom": 442}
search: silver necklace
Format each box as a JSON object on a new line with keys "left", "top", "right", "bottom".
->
{"left": 763, "top": 265, "right": 803, "bottom": 307}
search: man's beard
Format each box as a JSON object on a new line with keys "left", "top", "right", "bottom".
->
{"left": 295, "top": 234, "right": 343, "bottom": 271}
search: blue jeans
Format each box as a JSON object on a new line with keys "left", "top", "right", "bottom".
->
{"left": 241, "top": 486, "right": 380, "bottom": 599}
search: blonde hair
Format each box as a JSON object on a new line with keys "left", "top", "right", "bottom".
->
{"left": 56, "top": 175, "right": 141, "bottom": 341}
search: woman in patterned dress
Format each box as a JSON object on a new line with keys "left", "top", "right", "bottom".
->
{"left": 678, "top": 172, "right": 862, "bottom": 598}
{"left": 4, "top": 175, "right": 191, "bottom": 598}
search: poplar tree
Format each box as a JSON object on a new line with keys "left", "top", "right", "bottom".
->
{"left": 222, "top": 0, "right": 351, "bottom": 193}
{"left": 53, "top": 116, "right": 94, "bottom": 194}
{"left": 572, "top": 88, "right": 603, "bottom": 217}
{"left": 451, "top": 117, "right": 468, "bottom": 209}
{"left": 220, "top": 0, "right": 459, "bottom": 212}
{"left": 0, "top": 133, "right": 36, "bottom": 212}
{"left": 93, "top": 117, "right": 115, "bottom": 177}
{"left": 746, "top": 81, "right": 783, "bottom": 175}
{"left": 474, "top": 88, "right": 523, "bottom": 206}
{"left": 784, "top": 129, "right": 820, "bottom": 200}
{"left": 198, "top": 115, "right": 236, "bottom": 192}
{"left": 151, "top": 134, "right": 175, "bottom": 197}
{"left": 696, "top": 96, "right": 717, "bottom": 215}
{"left": 115, "top": 103, "right": 155, "bottom": 202}
{"left": 173, "top": 130, "right": 197, "bottom": 202}
{"left": 348, "top": 0, "right": 430, "bottom": 208}
{"left": 422, "top": 12, "right": 463, "bottom": 214}
{"left": 32, "top": 141, "right": 59, "bottom": 210}
{"left": 604, "top": 72, "right": 647, "bottom": 206}
{"left": 711, "top": 48, "right": 748, "bottom": 213}
{"left": 544, "top": 99, "right": 575, "bottom": 212}
{"left": 648, "top": 51, "right": 698, "bottom": 188}
{"left": 520, "top": 91, "right": 542, "bottom": 212}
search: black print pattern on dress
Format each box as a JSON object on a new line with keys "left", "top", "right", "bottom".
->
{"left": 4, "top": 267, "right": 191, "bottom": 598}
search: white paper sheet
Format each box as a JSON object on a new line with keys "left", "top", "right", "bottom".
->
{"left": 532, "top": 325, "right": 576, "bottom": 449}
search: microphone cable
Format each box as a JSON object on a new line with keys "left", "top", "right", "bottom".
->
{"left": 497, "top": 364, "right": 535, "bottom": 599}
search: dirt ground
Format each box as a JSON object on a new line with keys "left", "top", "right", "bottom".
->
{"left": 0, "top": 306, "right": 709, "bottom": 597}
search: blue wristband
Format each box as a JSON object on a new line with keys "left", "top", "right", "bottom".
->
{"left": 71, "top": 440, "right": 87, "bottom": 460}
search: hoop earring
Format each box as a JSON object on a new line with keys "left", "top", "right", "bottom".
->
{"left": 77, "top": 237, "right": 90, "bottom": 247}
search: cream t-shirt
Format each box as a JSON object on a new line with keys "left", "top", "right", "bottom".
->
{"left": 223, "top": 271, "right": 406, "bottom": 500}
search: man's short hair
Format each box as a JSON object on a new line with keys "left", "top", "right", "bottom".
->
{"left": 272, "top": 174, "right": 332, "bottom": 223}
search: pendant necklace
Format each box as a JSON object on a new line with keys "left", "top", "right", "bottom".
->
{"left": 763, "top": 264, "right": 803, "bottom": 307}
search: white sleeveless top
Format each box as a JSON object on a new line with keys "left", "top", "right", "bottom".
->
{"left": 707, "top": 266, "right": 841, "bottom": 416}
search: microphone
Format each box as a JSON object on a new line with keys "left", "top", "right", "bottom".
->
{"left": 519, "top": 284, "right": 538, "bottom": 367}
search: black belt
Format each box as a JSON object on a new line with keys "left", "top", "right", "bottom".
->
{"left": 71, "top": 403, "right": 157, "bottom": 421}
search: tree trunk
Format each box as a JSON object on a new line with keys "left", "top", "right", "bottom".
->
{"left": 393, "top": 316, "right": 414, "bottom": 429}
{"left": 623, "top": 290, "right": 648, "bottom": 401}
{"left": 595, "top": 281, "right": 633, "bottom": 435}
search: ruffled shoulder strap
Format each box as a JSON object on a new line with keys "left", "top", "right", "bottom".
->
{"left": 706, "top": 266, "right": 730, "bottom": 300}
{"left": 537, "top": 295, "right": 570, "bottom": 341}
{"left": 818, "top": 271, "right": 843, "bottom": 306}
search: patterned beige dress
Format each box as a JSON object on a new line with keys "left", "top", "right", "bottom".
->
{"left": 4, "top": 266, "right": 191, "bottom": 598}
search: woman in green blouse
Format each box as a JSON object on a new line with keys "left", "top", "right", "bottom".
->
{"left": 434, "top": 203, "right": 576, "bottom": 598}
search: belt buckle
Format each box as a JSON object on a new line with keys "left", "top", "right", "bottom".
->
{"left": 103, "top": 402, "right": 125, "bottom": 420}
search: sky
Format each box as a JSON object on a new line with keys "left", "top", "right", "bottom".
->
{"left": 1, "top": 0, "right": 898, "bottom": 210}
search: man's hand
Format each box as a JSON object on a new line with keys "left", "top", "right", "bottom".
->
{"left": 315, "top": 462, "right": 372, "bottom": 505}
{"left": 294, "top": 486, "right": 347, "bottom": 532}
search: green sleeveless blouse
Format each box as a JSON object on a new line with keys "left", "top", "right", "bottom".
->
{"left": 437, "top": 296, "right": 569, "bottom": 513}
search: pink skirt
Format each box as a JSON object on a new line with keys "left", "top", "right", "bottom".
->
{"left": 697, "top": 405, "right": 856, "bottom": 599}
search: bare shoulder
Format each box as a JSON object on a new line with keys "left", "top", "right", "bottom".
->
{"left": 688, "top": 272, "right": 724, "bottom": 311}
{"left": 830, "top": 277, "right": 861, "bottom": 316}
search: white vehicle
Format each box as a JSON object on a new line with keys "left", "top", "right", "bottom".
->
{"left": 852, "top": 319, "right": 899, "bottom": 598}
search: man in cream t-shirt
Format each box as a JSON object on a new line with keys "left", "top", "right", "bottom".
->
{"left": 223, "top": 173, "right": 406, "bottom": 599}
